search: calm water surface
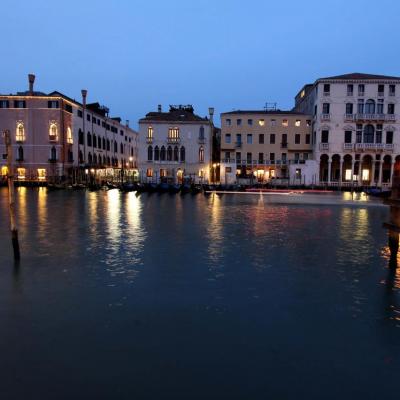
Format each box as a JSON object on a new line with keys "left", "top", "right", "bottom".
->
{"left": 0, "top": 188, "right": 399, "bottom": 399}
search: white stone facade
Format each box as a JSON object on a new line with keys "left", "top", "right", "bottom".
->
{"left": 294, "top": 73, "right": 400, "bottom": 188}
{"left": 138, "top": 106, "right": 213, "bottom": 184}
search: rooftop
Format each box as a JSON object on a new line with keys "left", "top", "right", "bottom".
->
{"left": 319, "top": 72, "right": 400, "bottom": 81}
{"left": 140, "top": 105, "right": 209, "bottom": 122}
{"left": 221, "top": 110, "right": 307, "bottom": 116}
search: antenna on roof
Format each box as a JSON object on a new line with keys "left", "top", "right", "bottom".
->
{"left": 264, "top": 102, "right": 277, "bottom": 111}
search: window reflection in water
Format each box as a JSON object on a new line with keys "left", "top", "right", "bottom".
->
{"left": 207, "top": 193, "right": 223, "bottom": 269}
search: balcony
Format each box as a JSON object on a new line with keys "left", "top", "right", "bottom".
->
{"left": 353, "top": 113, "right": 395, "bottom": 122}
{"left": 48, "top": 158, "right": 58, "bottom": 163}
{"left": 319, "top": 143, "right": 329, "bottom": 151}
{"left": 49, "top": 135, "right": 58, "bottom": 142}
{"left": 235, "top": 141, "right": 242, "bottom": 148}
{"left": 354, "top": 143, "right": 394, "bottom": 152}
{"left": 343, "top": 143, "right": 353, "bottom": 150}
{"left": 378, "top": 91, "right": 385, "bottom": 97}
{"left": 323, "top": 91, "right": 330, "bottom": 97}
{"left": 198, "top": 137, "right": 206, "bottom": 144}
{"left": 346, "top": 91, "right": 353, "bottom": 96}
{"left": 281, "top": 142, "right": 288, "bottom": 149}
{"left": 167, "top": 137, "right": 180, "bottom": 144}
{"left": 146, "top": 137, "right": 153, "bottom": 144}
{"left": 344, "top": 113, "right": 354, "bottom": 122}
{"left": 320, "top": 113, "right": 331, "bottom": 121}
{"left": 389, "top": 91, "right": 395, "bottom": 97}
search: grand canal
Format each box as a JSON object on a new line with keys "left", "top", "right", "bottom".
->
{"left": 0, "top": 188, "right": 399, "bottom": 399}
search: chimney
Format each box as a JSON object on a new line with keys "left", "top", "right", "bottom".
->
{"left": 158, "top": 104, "right": 162, "bottom": 112}
{"left": 126, "top": 120, "right": 129, "bottom": 127}
{"left": 81, "top": 89, "right": 87, "bottom": 107}
{"left": 28, "top": 74, "right": 35, "bottom": 95}
{"left": 208, "top": 107, "right": 214, "bottom": 124}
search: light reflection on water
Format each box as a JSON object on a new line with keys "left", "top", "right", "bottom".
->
{"left": 1, "top": 188, "right": 400, "bottom": 398}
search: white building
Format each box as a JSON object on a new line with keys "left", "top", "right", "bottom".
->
{"left": 138, "top": 105, "right": 213, "bottom": 183}
{"left": 294, "top": 73, "right": 400, "bottom": 188}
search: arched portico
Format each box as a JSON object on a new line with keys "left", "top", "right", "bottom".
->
{"left": 319, "top": 154, "right": 329, "bottom": 182}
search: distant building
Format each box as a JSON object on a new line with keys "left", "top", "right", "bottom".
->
{"left": 220, "top": 110, "right": 314, "bottom": 185}
{"left": 138, "top": 105, "right": 213, "bottom": 183}
{"left": 294, "top": 73, "right": 400, "bottom": 187}
{"left": 0, "top": 74, "right": 138, "bottom": 182}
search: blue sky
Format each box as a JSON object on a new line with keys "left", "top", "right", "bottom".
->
{"left": 1, "top": 0, "right": 400, "bottom": 128}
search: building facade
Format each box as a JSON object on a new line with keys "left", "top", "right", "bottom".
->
{"left": 138, "top": 105, "right": 213, "bottom": 183}
{"left": 294, "top": 73, "right": 400, "bottom": 188}
{"left": 0, "top": 74, "right": 138, "bottom": 183}
{"left": 220, "top": 110, "right": 314, "bottom": 185}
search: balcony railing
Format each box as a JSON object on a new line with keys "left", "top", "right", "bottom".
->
{"left": 347, "top": 91, "right": 353, "bottom": 96}
{"left": 343, "top": 143, "right": 353, "bottom": 150}
{"left": 389, "top": 92, "right": 395, "bottom": 97}
{"left": 281, "top": 142, "right": 288, "bottom": 149}
{"left": 198, "top": 137, "right": 206, "bottom": 144}
{"left": 320, "top": 143, "right": 329, "bottom": 150}
{"left": 321, "top": 113, "right": 331, "bottom": 121}
{"left": 354, "top": 143, "right": 394, "bottom": 151}
{"left": 378, "top": 92, "right": 385, "bottom": 97}
{"left": 167, "top": 137, "right": 180, "bottom": 144}
{"left": 347, "top": 113, "right": 396, "bottom": 122}
{"left": 229, "top": 159, "right": 287, "bottom": 166}
{"left": 49, "top": 135, "right": 58, "bottom": 142}
{"left": 323, "top": 91, "right": 330, "bottom": 96}
{"left": 146, "top": 137, "right": 153, "bottom": 144}
{"left": 235, "top": 141, "right": 242, "bottom": 148}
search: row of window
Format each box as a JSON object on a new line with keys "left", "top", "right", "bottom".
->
{"left": 82, "top": 152, "right": 126, "bottom": 167}
{"left": 146, "top": 126, "right": 206, "bottom": 140}
{"left": 146, "top": 168, "right": 205, "bottom": 178}
{"left": 147, "top": 145, "right": 205, "bottom": 163}
{"left": 322, "top": 100, "right": 395, "bottom": 115}
{"left": 77, "top": 110, "right": 124, "bottom": 135}
{"left": 15, "top": 146, "right": 66, "bottom": 162}
{"left": 323, "top": 83, "right": 396, "bottom": 96}
{"left": 320, "top": 125, "right": 393, "bottom": 144}
{"left": 0, "top": 99, "right": 73, "bottom": 113}
{"left": 225, "top": 118, "right": 311, "bottom": 128}
{"left": 224, "top": 152, "right": 308, "bottom": 163}
{"left": 225, "top": 133, "right": 311, "bottom": 145}
{"left": 15, "top": 122, "right": 73, "bottom": 144}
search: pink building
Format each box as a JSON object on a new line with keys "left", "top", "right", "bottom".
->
{"left": 0, "top": 74, "right": 138, "bottom": 182}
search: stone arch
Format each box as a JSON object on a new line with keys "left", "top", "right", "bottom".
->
{"left": 320, "top": 154, "right": 329, "bottom": 182}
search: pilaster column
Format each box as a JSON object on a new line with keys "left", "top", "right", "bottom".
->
{"left": 327, "top": 160, "right": 332, "bottom": 185}
{"left": 390, "top": 162, "right": 395, "bottom": 187}
{"left": 358, "top": 161, "right": 363, "bottom": 186}
{"left": 376, "top": 161, "right": 382, "bottom": 187}
{"left": 340, "top": 161, "right": 344, "bottom": 187}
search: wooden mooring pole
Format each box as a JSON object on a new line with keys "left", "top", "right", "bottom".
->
{"left": 3, "top": 130, "right": 20, "bottom": 260}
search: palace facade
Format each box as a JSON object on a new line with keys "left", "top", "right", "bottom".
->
{"left": 294, "top": 73, "right": 400, "bottom": 188}
{"left": 0, "top": 74, "right": 138, "bottom": 182}
{"left": 138, "top": 105, "right": 213, "bottom": 183}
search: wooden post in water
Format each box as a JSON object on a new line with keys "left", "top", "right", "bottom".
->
{"left": 3, "top": 130, "right": 20, "bottom": 260}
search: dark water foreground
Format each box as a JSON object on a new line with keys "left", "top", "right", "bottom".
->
{"left": 0, "top": 188, "right": 399, "bottom": 399}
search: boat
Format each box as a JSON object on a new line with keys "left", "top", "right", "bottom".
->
{"left": 120, "top": 182, "right": 135, "bottom": 192}
{"left": 169, "top": 184, "right": 181, "bottom": 194}
{"left": 158, "top": 182, "right": 170, "bottom": 193}
{"left": 180, "top": 183, "right": 191, "bottom": 194}
{"left": 364, "top": 187, "right": 391, "bottom": 198}
{"left": 190, "top": 184, "right": 202, "bottom": 195}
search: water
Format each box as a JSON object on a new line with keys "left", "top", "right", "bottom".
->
{"left": 0, "top": 188, "right": 399, "bottom": 399}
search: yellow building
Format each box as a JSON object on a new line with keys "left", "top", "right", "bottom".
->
{"left": 220, "top": 110, "right": 313, "bottom": 184}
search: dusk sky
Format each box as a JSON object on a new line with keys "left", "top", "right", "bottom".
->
{"left": 2, "top": 0, "right": 400, "bottom": 128}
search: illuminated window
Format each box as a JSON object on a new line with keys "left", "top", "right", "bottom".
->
{"left": 67, "top": 127, "right": 73, "bottom": 144}
{"left": 295, "top": 120, "right": 301, "bottom": 127}
{"left": 147, "top": 126, "right": 153, "bottom": 139}
{"left": 270, "top": 169, "right": 275, "bottom": 177}
{"left": 49, "top": 122, "right": 58, "bottom": 141}
{"left": 199, "top": 146, "right": 204, "bottom": 163}
{"left": 16, "top": 122, "right": 25, "bottom": 142}
{"left": 160, "top": 169, "right": 166, "bottom": 177}
{"left": 362, "top": 169, "right": 369, "bottom": 181}
{"left": 1, "top": 166, "right": 8, "bottom": 176}
{"left": 37, "top": 168, "right": 46, "bottom": 180}
{"left": 282, "top": 119, "right": 288, "bottom": 127}
{"left": 345, "top": 169, "right": 352, "bottom": 181}
{"left": 146, "top": 168, "right": 153, "bottom": 177}
{"left": 300, "top": 89, "right": 305, "bottom": 98}
{"left": 168, "top": 127, "right": 180, "bottom": 141}
{"left": 17, "top": 168, "right": 26, "bottom": 180}
{"left": 258, "top": 119, "right": 265, "bottom": 126}
{"left": 199, "top": 169, "right": 204, "bottom": 177}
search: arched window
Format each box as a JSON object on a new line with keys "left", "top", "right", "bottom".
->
{"left": 17, "top": 146, "right": 24, "bottom": 161}
{"left": 49, "top": 123, "right": 58, "bottom": 141}
{"left": 167, "top": 146, "right": 172, "bottom": 161}
{"left": 93, "top": 134, "right": 97, "bottom": 148}
{"left": 180, "top": 146, "right": 185, "bottom": 162}
{"left": 87, "top": 132, "right": 92, "bottom": 147}
{"left": 148, "top": 146, "right": 153, "bottom": 161}
{"left": 50, "top": 146, "right": 57, "bottom": 161}
{"left": 120, "top": 143, "right": 123, "bottom": 154}
{"left": 363, "top": 124, "right": 375, "bottom": 143}
{"left": 67, "top": 127, "right": 73, "bottom": 144}
{"left": 173, "top": 146, "right": 179, "bottom": 161}
{"left": 88, "top": 152, "right": 92, "bottom": 164}
{"left": 79, "top": 150, "right": 83, "bottom": 164}
{"left": 102, "top": 137, "right": 106, "bottom": 150}
{"left": 78, "top": 129, "right": 84, "bottom": 144}
{"left": 114, "top": 141, "right": 117, "bottom": 153}
{"left": 154, "top": 146, "right": 160, "bottom": 161}
{"left": 147, "top": 126, "right": 153, "bottom": 140}
{"left": 16, "top": 122, "right": 25, "bottom": 142}
{"left": 160, "top": 146, "right": 166, "bottom": 161}
{"left": 107, "top": 139, "right": 110, "bottom": 151}
{"left": 93, "top": 153, "right": 97, "bottom": 165}
{"left": 199, "top": 146, "right": 204, "bottom": 162}
{"left": 199, "top": 126, "right": 205, "bottom": 139}
{"left": 365, "top": 99, "right": 375, "bottom": 114}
